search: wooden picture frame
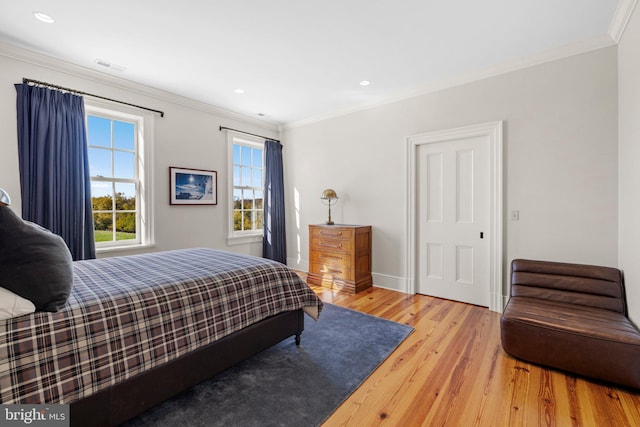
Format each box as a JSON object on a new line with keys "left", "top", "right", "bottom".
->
{"left": 169, "top": 167, "right": 217, "bottom": 205}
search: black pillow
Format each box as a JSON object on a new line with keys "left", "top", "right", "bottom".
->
{"left": 0, "top": 206, "right": 73, "bottom": 312}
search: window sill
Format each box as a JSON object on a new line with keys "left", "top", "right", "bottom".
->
{"left": 96, "top": 243, "right": 157, "bottom": 256}
{"left": 227, "top": 234, "right": 262, "bottom": 246}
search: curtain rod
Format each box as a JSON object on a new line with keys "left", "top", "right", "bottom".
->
{"left": 219, "top": 126, "right": 280, "bottom": 143}
{"left": 22, "top": 78, "right": 165, "bottom": 118}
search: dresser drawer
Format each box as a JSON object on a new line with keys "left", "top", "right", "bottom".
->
{"left": 310, "top": 237, "right": 353, "bottom": 253}
{"left": 310, "top": 251, "right": 352, "bottom": 267}
{"left": 311, "top": 227, "right": 354, "bottom": 241}
{"left": 309, "top": 262, "right": 352, "bottom": 281}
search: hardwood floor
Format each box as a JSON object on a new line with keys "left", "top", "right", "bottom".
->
{"left": 307, "top": 284, "right": 640, "bottom": 427}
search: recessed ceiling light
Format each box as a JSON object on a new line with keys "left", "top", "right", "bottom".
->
{"left": 234, "top": 89, "right": 245, "bottom": 94}
{"left": 33, "top": 11, "right": 54, "bottom": 24}
{"left": 360, "top": 80, "right": 371, "bottom": 86}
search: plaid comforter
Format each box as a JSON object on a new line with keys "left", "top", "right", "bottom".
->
{"left": 0, "top": 248, "right": 322, "bottom": 404}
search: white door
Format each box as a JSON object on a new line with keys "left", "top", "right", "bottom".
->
{"left": 416, "top": 135, "right": 490, "bottom": 307}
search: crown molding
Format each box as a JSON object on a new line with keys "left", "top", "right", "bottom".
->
{"left": 0, "top": 41, "right": 280, "bottom": 132}
{"left": 609, "top": 0, "right": 639, "bottom": 43}
{"left": 282, "top": 34, "right": 616, "bottom": 130}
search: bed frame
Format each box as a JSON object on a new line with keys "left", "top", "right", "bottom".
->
{"left": 69, "top": 309, "right": 304, "bottom": 426}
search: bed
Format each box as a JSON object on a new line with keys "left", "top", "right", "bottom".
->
{"left": 0, "top": 247, "right": 323, "bottom": 426}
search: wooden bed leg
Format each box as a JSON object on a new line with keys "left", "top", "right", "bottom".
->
{"left": 295, "top": 332, "right": 301, "bottom": 346}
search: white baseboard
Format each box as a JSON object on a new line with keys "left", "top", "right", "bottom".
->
{"left": 371, "top": 273, "right": 409, "bottom": 293}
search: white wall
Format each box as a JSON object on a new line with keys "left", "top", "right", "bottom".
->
{"left": 283, "top": 46, "right": 619, "bottom": 296}
{"left": 0, "top": 44, "right": 278, "bottom": 258}
{"left": 618, "top": 5, "right": 640, "bottom": 325}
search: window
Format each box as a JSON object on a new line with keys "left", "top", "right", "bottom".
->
{"left": 228, "top": 133, "right": 264, "bottom": 241}
{"left": 85, "top": 102, "right": 153, "bottom": 250}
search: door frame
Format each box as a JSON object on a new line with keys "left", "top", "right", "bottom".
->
{"left": 406, "top": 121, "right": 504, "bottom": 312}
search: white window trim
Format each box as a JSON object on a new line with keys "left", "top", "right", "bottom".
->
{"left": 226, "top": 131, "right": 264, "bottom": 245}
{"left": 85, "top": 99, "right": 155, "bottom": 253}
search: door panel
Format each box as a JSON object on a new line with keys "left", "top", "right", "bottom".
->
{"left": 456, "top": 245, "right": 474, "bottom": 284}
{"left": 426, "top": 152, "right": 443, "bottom": 222}
{"left": 427, "top": 243, "right": 443, "bottom": 279}
{"left": 456, "top": 149, "right": 474, "bottom": 223}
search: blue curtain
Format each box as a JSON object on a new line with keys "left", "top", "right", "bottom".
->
{"left": 263, "top": 139, "right": 287, "bottom": 264}
{"left": 15, "top": 84, "right": 96, "bottom": 260}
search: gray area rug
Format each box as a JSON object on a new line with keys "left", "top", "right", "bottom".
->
{"left": 123, "top": 303, "right": 413, "bottom": 427}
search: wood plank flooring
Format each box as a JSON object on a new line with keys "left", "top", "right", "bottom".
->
{"left": 307, "top": 283, "right": 640, "bottom": 427}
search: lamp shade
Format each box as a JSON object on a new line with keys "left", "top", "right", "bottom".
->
{"left": 321, "top": 188, "right": 338, "bottom": 200}
{"left": 0, "top": 188, "right": 10, "bottom": 207}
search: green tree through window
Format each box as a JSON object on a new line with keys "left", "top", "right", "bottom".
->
{"left": 232, "top": 139, "right": 263, "bottom": 234}
{"left": 87, "top": 115, "right": 138, "bottom": 244}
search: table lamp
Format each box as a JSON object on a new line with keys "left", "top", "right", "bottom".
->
{"left": 320, "top": 189, "right": 338, "bottom": 225}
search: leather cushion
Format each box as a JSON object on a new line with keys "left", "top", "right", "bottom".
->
{"left": 511, "top": 258, "right": 622, "bottom": 282}
{"left": 510, "top": 259, "right": 625, "bottom": 313}
{"left": 501, "top": 296, "right": 640, "bottom": 389}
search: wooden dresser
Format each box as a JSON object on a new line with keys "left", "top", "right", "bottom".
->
{"left": 307, "top": 224, "right": 372, "bottom": 293}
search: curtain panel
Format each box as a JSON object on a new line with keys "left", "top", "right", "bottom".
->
{"left": 263, "top": 139, "right": 287, "bottom": 264}
{"left": 15, "top": 84, "right": 96, "bottom": 260}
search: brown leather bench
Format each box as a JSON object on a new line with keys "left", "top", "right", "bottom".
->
{"left": 500, "top": 259, "right": 640, "bottom": 390}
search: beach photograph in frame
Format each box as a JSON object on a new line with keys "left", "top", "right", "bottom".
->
{"left": 170, "top": 167, "right": 217, "bottom": 205}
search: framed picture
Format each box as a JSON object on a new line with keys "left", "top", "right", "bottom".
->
{"left": 169, "top": 167, "right": 217, "bottom": 205}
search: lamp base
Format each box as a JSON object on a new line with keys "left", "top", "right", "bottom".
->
{"left": 326, "top": 221, "right": 334, "bottom": 225}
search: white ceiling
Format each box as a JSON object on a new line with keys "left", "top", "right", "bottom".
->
{"left": 0, "top": 1, "right": 625, "bottom": 125}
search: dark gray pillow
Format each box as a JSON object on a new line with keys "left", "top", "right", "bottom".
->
{"left": 0, "top": 206, "right": 73, "bottom": 312}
